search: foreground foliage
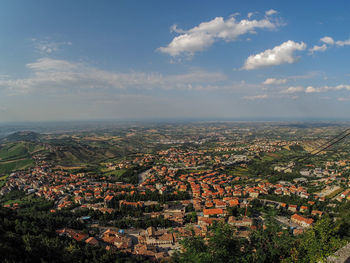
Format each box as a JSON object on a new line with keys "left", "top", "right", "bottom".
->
{"left": 174, "top": 217, "right": 347, "bottom": 263}
{"left": 0, "top": 200, "right": 149, "bottom": 263}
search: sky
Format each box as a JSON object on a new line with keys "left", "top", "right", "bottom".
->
{"left": 1, "top": 0, "right": 350, "bottom": 122}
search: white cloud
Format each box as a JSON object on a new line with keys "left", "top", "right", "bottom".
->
{"left": 305, "top": 86, "right": 320, "bottom": 93}
{"left": 316, "top": 36, "right": 350, "bottom": 48}
{"left": 32, "top": 38, "right": 72, "bottom": 54}
{"left": 309, "top": 44, "right": 327, "bottom": 54}
{"left": 336, "top": 38, "right": 350, "bottom": 47}
{"left": 280, "top": 84, "right": 350, "bottom": 95}
{"left": 26, "top": 58, "right": 79, "bottom": 71}
{"left": 243, "top": 40, "right": 306, "bottom": 70}
{"left": 320, "top": 36, "right": 335, "bottom": 45}
{"left": 265, "top": 9, "right": 277, "bottom": 16}
{"left": 281, "top": 86, "right": 304, "bottom": 94}
{"left": 335, "top": 84, "right": 350, "bottom": 90}
{"left": 0, "top": 58, "right": 228, "bottom": 94}
{"left": 170, "top": 24, "right": 186, "bottom": 34}
{"left": 158, "top": 13, "right": 279, "bottom": 56}
{"left": 263, "top": 78, "right": 287, "bottom": 85}
{"left": 247, "top": 12, "right": 255, "bottom": 19}
{"left": 243, "top": 94, "right": 268, "bottom": 100}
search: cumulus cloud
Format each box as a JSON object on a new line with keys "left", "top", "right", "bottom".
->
{"left": 265, "top": 9, "right": 277, "bottom": 16}
{"left": 32, "top": 38, "right": 72, "bottom": 54}
{"left": 308, "top": 36, "right": 334, "bottom": 54}
{"left": 263, "top": 78, "right": 287, "bottom": 85}
{"left": 281, "top": 86, "right": 322, "bottom": 94}
{"left": 0, "top": 58, "right": 228, "bottom": 94}
{"left": 305, "top": 86, "right": 320, "bottom": 93}
{"left": 281, "top": 86, "right": 304, "bottom": 94}
{"left": 324, "top": 36, "right": 350, "bottom": 47}
{"left": 336, "top": 38, "right": 350, "bottom": 47}
{"left": 158, "top": 13, "right": 279, "bottom": 57}
{"left": 320, "top": 36, "right": 335, "bottom": 45}
{"left": 242, "top": 40, "right": 306, "bottom": 70}
{"left": 309, "top": 44, "right": 327, "bottom": 54}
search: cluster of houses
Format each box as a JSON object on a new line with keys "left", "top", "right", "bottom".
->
{"left": 5, "top": 135, "right": 350, "bottom": 260}
{"left": 57, "top": 225, "right": 203, "bottom": 260}
{"left": 105, "top": 155, "right": 155, "bottom": 170}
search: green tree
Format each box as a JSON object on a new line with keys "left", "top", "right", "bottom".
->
{"left": 245, "top": 224, "right": 294, "bottom": 263}
{"left": 287, "top": 216, "right": 346, "bottom": 263}
{"left": 174, "top": 223, "right": 246, "bottom": 263}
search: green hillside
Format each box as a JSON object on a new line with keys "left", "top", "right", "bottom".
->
{"left": 0, "top": 142, "right": 30, "bottom": 161}
{"left": 0, "top": 132, "right": 152, "bottom": 172}
{"left": 0, "top": 141, "right": 47, "bottom": 174}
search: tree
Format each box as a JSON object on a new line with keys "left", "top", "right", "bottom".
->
{"left": 245, "top": 224, "right": 294, "bottom": 263}
{"left": 173, "top": 223, "right": 246, "bottom": 263}
{"left": 287, "top": 216, "right": 346, "bottom": 263}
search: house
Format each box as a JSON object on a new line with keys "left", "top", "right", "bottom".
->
{"left": 228, "top": 199, "right": 240, "bottom": 207}
{"left": 311, "top": 210, "right": 323, "bottom": 217}
{"left": 56, "top": 228, "right": 88, "bottom": 242}
{"left": 203, "top": 208, "right": 226, "bottom": 217}
{"left": 102, "top": 229, "right": 132, "bottom": 249}
{"left": 74, "top": 196, "right": 84, "bottom": 204}
{"left": 228, "top": 216, "right": 253, "bottom": 227}
{"left": 138, "top": 227, "right": 174, "bottom": 246}
{"left": 119, "top": 200, "right": 144, "bottom": 208}
{"left": 341, "top": 189, "right": 350, "bottom": 198}
{"left": 299, "top": 192, "right": 309, "bottom": 199}
{"left": 197, "top": 216, "right": 224, "bottom": 228}
{"left": 280, "top": 203, "right": 287, "bottom": 209}
{"left": 133, "top": 244, "right": 157, "bottom": 258}
{"left": 214, "top": 200, "right": 227, "bottom": 208}
{"left": 299, "top": 206, "right": 308, "bottom": 213}
{"left": 249, "top": 191, "right": 259, "bottom": 198}
{"left": 288, "top": 204, "right": 298, "bottom": 212}
{"left": 291, "top": 214, "right": 314, "bottom": 228}
{"left": 104, "top": 195, "right": 114, "bottom": 207}
{"left": 85, "top": 237, "right": 99, "bottom": 246}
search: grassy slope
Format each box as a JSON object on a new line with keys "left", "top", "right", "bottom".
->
{"left": 0, "top": 142, "right": 30, "bottom": 161}
{"left": 0, "top": 141, "right": 46, "bottom": 175}
{"left": 0, "top": 135, "right": 150, "bottom": 173}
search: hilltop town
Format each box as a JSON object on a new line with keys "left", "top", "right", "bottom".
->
{"left": 1, "top": 122, "right": 350, "bottom": 261}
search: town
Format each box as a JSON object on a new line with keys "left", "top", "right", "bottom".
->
{"left": 1, "top": 122, "right": 350, "bottom": 261}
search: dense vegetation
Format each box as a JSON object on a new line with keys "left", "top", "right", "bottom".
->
{"left": 0, "top": 194, "right": 149, "bottom": 263}
{"left": 173, "top": 217, "right": 347, "bottom": 263}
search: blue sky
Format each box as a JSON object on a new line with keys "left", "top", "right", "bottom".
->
{"left": 1, "top": 0, "right": 350, "bottom": 122}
